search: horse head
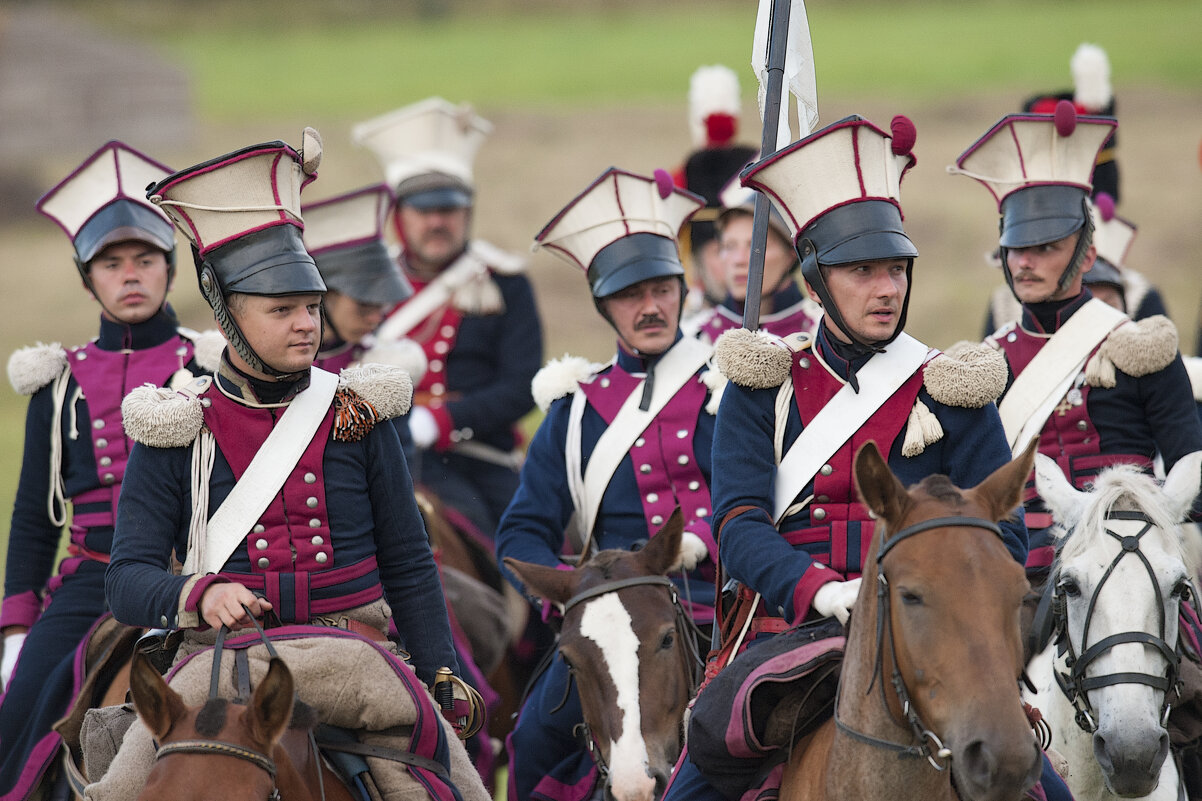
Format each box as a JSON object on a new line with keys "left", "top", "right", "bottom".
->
{"left": 130, "top": 650, "right": 325, "bottom": 801}
{"left": 503, "top": 510, "right": 696, "bottom": 801}
{"left": 1035, "top": 450, "right": 1202, "bottom": 797}
{"left": 848, "top": 440, "right": 1042, "bottom": 801}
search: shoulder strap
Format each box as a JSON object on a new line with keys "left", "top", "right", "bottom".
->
{"left": 999, "top": 299, "right": 1128, "bottom": 454}
{"left": 373, "top": 252, "right": 487, "bottom": 343}
{"left": 773, "top": 333, "right": 930, "bottom": 524}
{"left": 185, "top": 368, "right": 340, "bottom": 576}
{"left": 574, "top": 336, "right": 713, "bottom": 555}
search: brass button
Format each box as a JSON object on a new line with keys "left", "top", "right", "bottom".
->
{"left": 646, "top": 493, "right": 659, "bottom": 503}
{"left": 696, "top": 507, "right": 708, "bottom": 517}
{"left": 309, "top": 519, "right": 321, "bottom": 528}
{"left": 688, "top": 481, "right": 700, "bottom": 491}
{"left": 429, "top": 359, "right": 444, "bottom": 372}
{"left": 813, "top": 508, "right": 828, "bottom": 521}
{"left": 256, "top": 538, "right": 268, "bottom": 550}
{"left": 635, "top": 437, "right": 646, "bottom": 448}
{"left": 257, "top": 557, "right": 270, "bottom": 569}
{"left": 820, "top": 464, "right": 833, "bottom": 476}
{"left": 306, "top": 497, "right": 319, "bottom": 509}
{"left": 799, "top": 358, "right": 810, "bottom": 369}
{"left": 440, "top": 325, "right": 455, "bottom": 338}
{"left": 253, "top": 524, "right": 265, "bottom": 534}
{"left": 431, "top": 383, "right": 445, "bottom": 395}
{"left": 102, "top": 473, "right": 115, "bottom": 484}
{"left": 99, "top": 456, "right": 112, "bottom": 467}
{"left": 434, "top": 341, "right": 449, "bottom": 354}
{"left": 651, "top": 515, "right": 664, "bottom": 525}
{"left": 315, "top": 553, "right": 329, "bottom": 565}
{"left": 1076, "top": 421, "right": 1088, "bottom": 431}
{"left": 640, "top": 464, "right": 652, "bottom": 474}
{"left": 676, "top": 429, "right": 689, "bottom": 439}
{"left": 311, "top": 536, "right": 324, "bottom": 546}
{"left": 93, "top": 419, "right": 105, "bottom": 430}
{"left": 95, "top": 438, "right": 108, "bottom": 449}
{"left": 304, "top": 472, "right": 316, "bottom": 484}
{"left": 677, "top": 455, "right": 689, "bottom": 465}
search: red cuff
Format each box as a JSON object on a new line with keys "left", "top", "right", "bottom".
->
{"left": 791, "top": 565, "right": 840, "bottom": 624}
{"left": 185, "top": 574, "right": 231, "bottom": 614}
{"left": 0, "top": 590, "right": 42, "bottom": 630}
{"left": 428, "top": 405, "right": 455, "bottom": 452}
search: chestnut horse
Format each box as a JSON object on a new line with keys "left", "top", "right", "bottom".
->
{"left": 780, "top": 441, "right": 1043, "bottom": 801}
{"left": 128, "top": 651, "right": 354, "bottom": 801}
{"left": 503, "top": 511, "right": 702, "bottom": 801}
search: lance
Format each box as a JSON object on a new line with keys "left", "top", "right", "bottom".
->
{"left": 743, "top": 0, "right": 817, "bottom": 331}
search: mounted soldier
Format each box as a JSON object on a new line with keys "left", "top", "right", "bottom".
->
{"left": 90, "top": 131, "right": 486, "bottom": 801}
{"left": 670, "top": 113, "right": 1072, "bottom": 801}
{"left": 950, "top": 104, "right": 1202, "bottom": 575}
{"left": 353, "top": 98, "right": 542, "bottom": 542}
{"left": 496, "top": 167, "right": 718, "bottom": 801}
{"left": 0, "top": 141, "right": 217, "bottom": 800}
{"left": 690, "top": 181, "right": 819, "bottom": 344}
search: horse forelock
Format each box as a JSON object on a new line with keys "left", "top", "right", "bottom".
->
{"left": 291, "top": 699, "right": 319, "bottom": 732}
{"left": 914, "top": 474, "right": 968, "bottom": 507}
{"left": 1057, "top": 465, "right": 1186, "bottom": 565}
{"left": 194, "top": 698, "right": 229, "bottom": 738}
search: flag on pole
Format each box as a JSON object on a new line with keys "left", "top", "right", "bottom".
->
{"left": 752, "top": 0, "right": 818, "bottom": 148}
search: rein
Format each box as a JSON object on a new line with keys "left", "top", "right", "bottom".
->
{"left": 557, "top": 574, "right": 705, "bottom": 784}
{"left": 152, "top": 608, "right": 289, "bottom": 801}
{"left": 834, "top": 515, "right": 1005, "bottom": 771}
{"left": 1051, "top": 510, "right": 1185, "bottom": 733}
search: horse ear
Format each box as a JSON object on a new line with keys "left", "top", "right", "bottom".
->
{"left": 637, "top": 508, "right": 684, "bottom": 576}
{"left": 971, "top": 436, "right": 1039, "bottom": 521}
{"left": 247, "top": 657, "right": 295, "bottom": 748}
{"left": 503, "top": 557, "right": 577, "bottom": 607}
{"left": 1162, "top": 450, "right": 1202, "bottom": 521}
{"left": 129, "top": 650, "right": 187, "bottom": 740}
{"left": 853, "top": 441, "right": 908, "bottom": 524}
{"left": 1032, "top": 449, "right": 1084, "bottom": 527}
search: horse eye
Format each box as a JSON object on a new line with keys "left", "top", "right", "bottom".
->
{"left": 659, "top": 630, "right": 676, "bottom": 651}
{"left": 1173, "top": 581, "right": 1193, "bottom": 602}
{"left": 1058, "top": 578, "right": 1081, "bottom": 598}
{"left": 900, "top": 590, "right": 922, "bottom": 606}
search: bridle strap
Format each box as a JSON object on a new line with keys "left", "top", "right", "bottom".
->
{"left": 877, "top": 516, "right": 1003, "bottom": 562}
{"left": 155, "top": 739, "right": 277, "bottom": 777}
{"left": 561, "top": 575, "right": 676, "bottom": 616}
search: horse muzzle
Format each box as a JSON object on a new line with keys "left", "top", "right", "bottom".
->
{"left": 1094, "top": 724, "right": 1170, "bottom": 797}
{"left": 952, "top": 734, "right": 1042, "bottom": 801}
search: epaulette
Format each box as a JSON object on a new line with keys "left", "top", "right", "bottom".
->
{"left": 531, "top": 354, "right": 605, "bottom": 412}
{"left": 449, "top": 240, "right": 528, "bottom": 316}
{"left": 121, "top": 375, "right": 211, "bottom": 448}
{"left": 922, "top": 341, "right": 1008, "bottom": 408}
{"left": 1086, "top": 314, "right": 1178, "bottom": 387}
{"left": 7, "top": 343, "right": 68, "bottom": 395}
{"left": 179, "top": 328, "right": 227, "bottom": 374}
{"left": 358, "top": 338, "right": 429, "bottom": 384}
{"left": 337, "top": 363, "right": 413, "bottom": 422}
{"left": 712, "top": 328, "right": 796, "bottom": 389}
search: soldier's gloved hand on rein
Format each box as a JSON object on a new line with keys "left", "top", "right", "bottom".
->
{"left": 812, "top": 578, "right": 863, "bottom": 624}
{"left": 409, "top": 406, "right": 439, "bottom": 449}
{"left": 1, "top": 631, "right": 27, "bottom": 690}
{"left": 673, "top": 531, "right": 710, "bottom": 571}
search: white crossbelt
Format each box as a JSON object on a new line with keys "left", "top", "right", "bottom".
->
{"left": 773, "top": 333, "right": 931, "bottom": 524}
{"left": 998, "top": 299, "right": 1127, "bottom": 456}
{"left": 566, "top": 336, "right": 713, "bottom": 555}
{"left": 184, "top": 367, "right": 340, "bottom": 576}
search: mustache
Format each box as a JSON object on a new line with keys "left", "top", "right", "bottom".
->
{"left": 634, "top": 314, "right": 668, "bottom": 330}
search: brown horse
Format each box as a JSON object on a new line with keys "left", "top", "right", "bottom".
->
{"left": 128, "top": 650, "right": 354, "bottom": 801}
{"left": 780, "top": 441, "right": 1043, "bottom": 801}
{"left": 503, "top": 511, "right": 700, "bottom": 801}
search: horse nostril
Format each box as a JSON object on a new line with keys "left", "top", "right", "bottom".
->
{"left": 960, "top": 739, "right": 999, "bottom": 789}
{"left": 652, "top": 769, "right": 669, "bottom": 799}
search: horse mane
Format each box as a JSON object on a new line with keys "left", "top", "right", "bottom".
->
{"left": 1056, "top": 464, "right": 1186, "bottom": 563}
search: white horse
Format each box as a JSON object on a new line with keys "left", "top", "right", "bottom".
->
{"left": 1025, "top": 451, "right": 1202, "bottom": 801}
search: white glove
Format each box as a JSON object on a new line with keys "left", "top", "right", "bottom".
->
{"left": 812, "top": 578, "right": 863, "bottom": 624}
{"left": 1, "top": 632, "right": 26, "bottom": 690}
{"left": 672, "top": 531, "right": 710, "bottom": 571}
{"left": 408, "top": 406, "right": 439, "bottom": 450}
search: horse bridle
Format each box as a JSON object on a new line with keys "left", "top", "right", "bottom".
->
{"left": 834, "top": 515, "right": 1006, "bottom": 771}
{"left": 1050, "top": 510, "right": 1186, "bottom": 734}
{"left": 558, "top": 575, "right": 705, "bottom": 785}
{"left": 150, "top": 608, "right": 324, "bottom": 801}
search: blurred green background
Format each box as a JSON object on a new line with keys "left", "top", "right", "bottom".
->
{"left": 1, "top": 0, "right": 1200, "bottom": 577}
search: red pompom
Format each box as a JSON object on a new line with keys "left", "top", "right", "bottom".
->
{"left": 1094, "top": 192, "right": 1116, "bottom": 221}
{"left": 704, "top": 113, "right": 737, "bottom": 147}
{"left": 1054, "top": 99, "right": 1077, "bottom": 137}
{"left": 653, "top": 169, "right": 675, "bottom": 200}
{"left": 890, "top": 115, "right": 916, "bottom": 156}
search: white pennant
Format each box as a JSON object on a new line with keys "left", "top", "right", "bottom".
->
{"left": 752, "top": 0, "right": 819, "bottom": 150}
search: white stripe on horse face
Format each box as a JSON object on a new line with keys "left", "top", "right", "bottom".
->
{"left": 579, "top": 593, "right": 656, "bottom": 801}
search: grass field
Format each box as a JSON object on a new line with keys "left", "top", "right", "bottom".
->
{"left": 2, "top": 0, "right": 1201, "bottom": 578}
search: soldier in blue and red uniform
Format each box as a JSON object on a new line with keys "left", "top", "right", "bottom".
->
{"left": 0, "top": 141, "right": 215, "bottom": 801}
{"left": 304, "top": 183, "right": 420, "bottom": 377}
{"left": 496, "top": 167, "right": 718, "bottom": 801}
{"left": 951, "top": 104, "right": 1202, "bottom": 573}
{"left": 353, "top": 99, "right": 542, "bottom": 542}
{"left": 98, "top": 133, "right": 482, "bottom": 801}
{"left": 670, "top": 114, "right": 1071, "bottom": 801}
{"left": 690, "top": 186, "right": 819, "bottom": 344}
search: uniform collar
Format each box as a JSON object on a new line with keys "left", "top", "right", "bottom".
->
{"left": 720, "top": 281, "right": 804, "bottom": 318}
{"left": 1021, "top": 290, "right": 1093, "bottom": 334}
{"left": 215, "top": 351, "right": 311, "bottom": 406}
{"left": 95, "top": 305, "right": 178, "bottom": 351}
{"left": 815, "top": 323, "right": 875, "bottom": 387}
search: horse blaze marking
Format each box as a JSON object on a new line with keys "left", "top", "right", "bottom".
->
{"left": 579, "top": 594, "right": 652, "bottom": 789}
